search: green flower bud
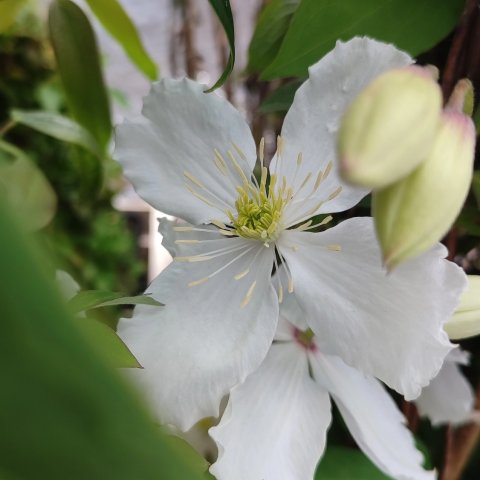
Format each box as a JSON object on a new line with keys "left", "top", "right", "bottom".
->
{"left": 373, "top": 104, "right": 476, "bottom": 270}
{"left": 445, "top": 275, "right": 480, "bottom": 340}
{"left": 338, "top": 66, "right": 442, "bottom": 188}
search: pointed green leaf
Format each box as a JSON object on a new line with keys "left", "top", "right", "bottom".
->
{"left": 247, "top": 0, "right": 300, "bottom": 73}
{"left": 0, "top": 199, "right": 208, "bottom": 479}
{"left": 76, "top": 318, "right": 141, "bottom": 368}
{"left": 11, "top": 110, "right": 103, "bottom": 158}
{"left": 84, "top": 0, "right": 157, "bottom": 80}
{"left": 49, "top": 0, "right": 112, "bottom": 149}
{"left": 68, "top": 290, "right": 163, "bottom": 314}
{"left": 205, "top": 0, "right": 235, "bottom": 92}
{"left": 262, "top": 0, "right": 464, "bottom": 79}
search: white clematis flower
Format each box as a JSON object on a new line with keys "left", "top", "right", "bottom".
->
{"left": 115, "top": 37, "right": 466, "bottom": 431}
{"left": 415, "top": 349, "right": 475, "bottom": 426}
{"left": 210, "top": 293, "right": 435, "bottom": 480}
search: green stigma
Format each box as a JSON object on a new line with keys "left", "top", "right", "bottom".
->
{"left": 294, "top": 328, "right": 316, "bottom": 350}
{"left": 228, "top": 168, "right": 290, "bottom": 244}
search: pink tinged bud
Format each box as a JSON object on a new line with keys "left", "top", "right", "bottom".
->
{"left": 373, "top": 108, "right": 476, "bottom": 271}
{"left": 338, "top": 65, "right": 443, "bottom": 188}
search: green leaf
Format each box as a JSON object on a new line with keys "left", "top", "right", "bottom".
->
{"left": 0, "top": 0, "right": 27, "bottom": 33}
{"left": 84, "top": 0, "right": 157, "bottom": 80}
{"left": 474, "top": 104, "right": 480, "bottom": 134}
{"left": 0, "top": 149, "right": 57, "bottom": 231}
{"left": 0, "top": 200, "right": 208, "bottom": 479}
{"left": 76, "top": 318, "right": 141, "bottom": 368}
{"left": 11, "top": 110, "right": 103, "bottom": 159}
{"left": 206, "top": 0, "right": 235, "bottom": 92}
{"left": 166, "top": 436, "right": 210, "bottom": 474}
{"left": 472, "top": 171, "right": 480, "bottom": 209}
{"left": 262, "top": 0, "right": 464, "bottom": 79}
{"left": 68, "top": 290, "right": 163, "bottom": 314}
{"left": 49, "top": 0, "right": 112, "bottom": 150}
{"left": 260, "top": 79, "right": 304, "bottom": 113}
{"left": 315, "top": 447, "right": 390, "bottom": 479}
{"left": 247, "top": 0, "right": 300, "bottom": 73}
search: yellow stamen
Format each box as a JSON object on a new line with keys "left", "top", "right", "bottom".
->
{"left": 184, "top": 171, "right": 204, "bottom": 188}
{"left": 188, "top": 277, "right": 209, "bottom": 287}
{"left": 241, "top": 280, "right": 257, "bottom": 308}
{"left": 234, "top": 269, "right": 250, "bottom": 280}
{"left": 328, "top": 186, "right": 342, "bottom": 200}
{"left": 175, "top": 239, "right": 200, "bottom": 244}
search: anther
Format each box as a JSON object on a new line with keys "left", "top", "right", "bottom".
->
{"left": 319, "top": 215, "right": 333, "bottom": 226}
{"left": 175, "top": 239, "right": 200, "bottom": 244}
{"left": 186, "top": 185, "right": 215, "bottom": 207}
{"left": 184, "top": 171, "right": 204, "bottom": 188}
{"left": 188, "top": 277, "right": 209, "bottom": 287}
{"left": 296, "top": 152, "right": 303, "bottom": 166}
{"left": 173, "top": 226, "right": 194, "bottom": 232}
{"left": 277, "top": 135, "right": 285, "bottom": 156}
{"left": 259, "top": 137, "right": 265, "bottom": 167}
{"left": 241, "top": 280, "right": 257, "bottom": 308}
{"left": 278, "top": 285, "right": 284, "bottom": 303}
{"left": 232, "top": 142, "right": 247, "bottom": 161}
{"left": 234, "top": 269, "right": 250, "bottom": 280}
{"left": 328, "top": 186, "right": 342, "bottom": 200}
{"left": 299, "top": 172, "right": 313, "bottom": 190}
{"left": 323, "top": 161, "right": 333, "bottom": 180}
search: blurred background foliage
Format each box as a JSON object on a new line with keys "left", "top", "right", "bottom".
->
{"left": 1, "top": 0, "right": 479, "bottom": 478}
{"left": 0, "top": 0, "right": 145, "bottom": 295}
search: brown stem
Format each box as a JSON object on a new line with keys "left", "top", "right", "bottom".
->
{"left": 402, "top": 400, "right": 420, "bottom": 432}
{"left": 180, "top": 0, "right": 199, "bottom": 79}
{"left": 440, "top": 2, "right": 480, "bottom": 478}
{"left": 441, "top": 0, "right": 479, "bottom": 100}
{"left": 441, "top": 385, "right": 480, "bottom": 480}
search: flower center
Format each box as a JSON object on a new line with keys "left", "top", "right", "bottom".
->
{"left": 177, "top": 137, "right": 345, "bottom": 307}
{"left": 293, "top": 327, "right": 317, "bottom": 351}
{"left": 227, "top": 171, "right": 289, "bottom": 244}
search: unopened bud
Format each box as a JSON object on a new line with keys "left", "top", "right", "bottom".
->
{"left": 338, "top": 66, "right": 442, "bottom": 188}
{"left": 373, "top": 105, "right": 475, "bottom": 270}
{"left": 445, "top": 275, "right": 480, "bottom": 340}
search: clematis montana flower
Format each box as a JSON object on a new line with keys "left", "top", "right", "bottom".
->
{"left": 210, "top": 292, "right": 434, "bottom": 480}
{"left": 415, "top": 349, "right": 475, "bottom": 426}
{"left": 115, "top": 37, "right": 466, "bottom": 431}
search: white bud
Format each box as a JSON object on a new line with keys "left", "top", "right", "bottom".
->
{"left": 338, "top": 66, "right": 442, "bottom": 188}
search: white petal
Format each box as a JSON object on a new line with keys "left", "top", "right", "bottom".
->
{"left": 415, "top": 349, "right": 474, "bottom": 426}
{"left": 115, "top": 78, "right": 256, "bottom": 224}
{"left": 157, "top": 217, "right": 218, "bottom": 258}
{"left": 118, "top": 236, "right": 277, "bottom": 430}
{"left": 272, "top": 37, "right": 412, "bottom": 221}
{"left": 210, "top": 343, "right": 331, "bottom": 480}
{"left": 310, "top": 352, "right": 434, "bottom": 480}
{"left": 278, "top": 217, "right": 466, "bottom": 399}
{"left": 273, "top": 269, "right": 309, "bottom": 333}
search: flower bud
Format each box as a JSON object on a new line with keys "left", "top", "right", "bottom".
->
{"left": 373, "top": 103, "right": 475, "bottom": 270}
{"left": 338, "top": 66, "right": 442, "bottom": 188}
{"left": 445, "top": 275, "right": 480, "bottom": 340}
